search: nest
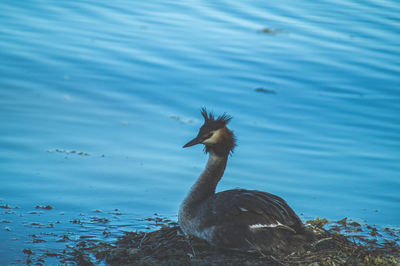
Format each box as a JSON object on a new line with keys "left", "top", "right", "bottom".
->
{"left": 66, "top": 217, "right": 400, "bottom": 266}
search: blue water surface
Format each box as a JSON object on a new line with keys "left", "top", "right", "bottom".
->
{"left": 1, "top": 0, "right": 399, "bottom": 263}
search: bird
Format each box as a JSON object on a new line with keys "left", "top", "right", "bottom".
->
{"left": 178, "top": 108, "right": 314, "bottom": 256}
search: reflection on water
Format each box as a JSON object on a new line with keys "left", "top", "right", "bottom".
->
{"left": 1, "top": 0, "right": 399, "bottom": 263}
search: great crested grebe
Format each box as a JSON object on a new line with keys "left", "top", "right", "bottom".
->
{"left": 179, "top": 108, "right": 314, "bottom": 255}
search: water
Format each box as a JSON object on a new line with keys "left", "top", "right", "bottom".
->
{"left": 1, "top": 0, "right": 399, "bottom": 263}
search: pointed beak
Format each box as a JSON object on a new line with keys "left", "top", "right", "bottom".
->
{"left": 183, "top": 136, "right": 202, "bottom": 148}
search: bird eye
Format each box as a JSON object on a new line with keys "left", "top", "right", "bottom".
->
{"left": 202, "top": 132, "right": 213, "bottom": 141}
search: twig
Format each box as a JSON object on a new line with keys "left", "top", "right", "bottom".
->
{"left": 138, "top": 233, "right": 147, "bottom": 248}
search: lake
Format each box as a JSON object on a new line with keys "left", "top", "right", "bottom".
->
{"left": 1, "top": 0, "right": 399, "bottom": 264}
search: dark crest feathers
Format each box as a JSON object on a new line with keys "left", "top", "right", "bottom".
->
{"left": 201, "top": 107, "right": 232, "bottom": 125}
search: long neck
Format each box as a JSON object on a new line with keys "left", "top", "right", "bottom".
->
{"left": 184, "top": 151, "right": 229, "bottom": 206}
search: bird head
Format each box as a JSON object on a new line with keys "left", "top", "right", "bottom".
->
{"left": 183, "top": 108, "right": 236, "bottom": 156}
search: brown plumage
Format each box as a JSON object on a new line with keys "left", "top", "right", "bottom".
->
{"left": 179, "top": 108, "right": 314, "bottom": 255}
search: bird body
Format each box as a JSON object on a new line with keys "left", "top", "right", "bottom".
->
{"left": 179, "top": 108, "right": 314, "bottom": 255}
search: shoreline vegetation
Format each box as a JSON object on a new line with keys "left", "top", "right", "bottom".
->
{"left": 24, "top": 214, "right": 400, "bottom": 265}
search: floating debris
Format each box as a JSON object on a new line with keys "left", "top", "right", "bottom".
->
{"left": 33, "top": 238, "right": 46, "bottom": 243}
{"left": 337, "top": 217, "right": 347, "bottom": 226}
{"left": 109, "top": 209, "right": 122, "bottom": 216}
{"left": 28, "top": 222, "right": 47, "bottom": 229}
{"left": 47, "top": 149, "right": 89, "bottom": 156}
{"left": 254, "top": 88, "right": 276, "bottom": 94}
{"left": 71, "top": 219, "right": 82, "bottom": 225}
{"left": 57, "top": 235, "right": 72, "bottom": 243}
{"left": 349, "top": 221, "right": 361, "bottom": 227}
{"left": 90, "top": 217, "right": 110, "bottom": 224}
{"left": 23, "top": 248, "right": 33, "bottom": 255}
{"left": 35, "top": 205, "right": 53, "bottom": 210}
{"left": 306, "top": 217, "right": 329, "bottom": 228}
{"left": 138, "top": 214, "right": 177, "bottom": 228}
{"left": 258, "top": 28, "right": 283, "bottom": 35}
